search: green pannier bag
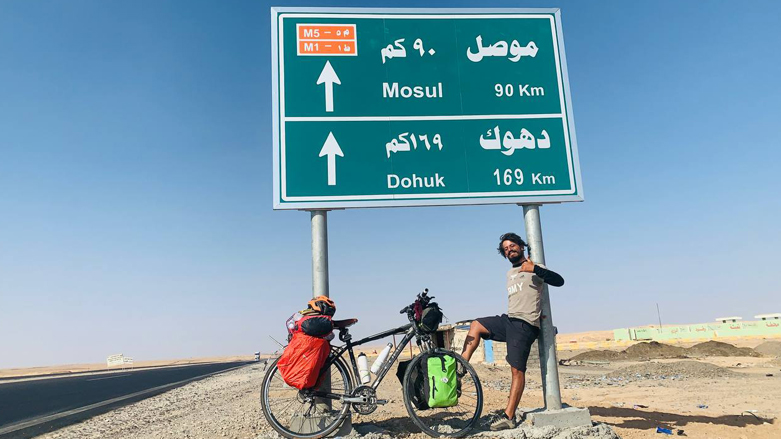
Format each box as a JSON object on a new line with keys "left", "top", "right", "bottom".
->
{"left": 423, "top": 354, "right": 458, "bottom": 408}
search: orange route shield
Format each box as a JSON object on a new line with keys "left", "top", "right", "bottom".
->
{"left": 296, "top": 24, "right": 357, "bottom": 56}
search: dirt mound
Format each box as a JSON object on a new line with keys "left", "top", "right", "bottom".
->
{"left": 623, "top": 341, "right": 687, "bottom": 360}
{"left": 569, "top": 350, "right": 625, "bottom": 362}
{"left": 687, "top": 340, "right": 759, "bottom": 357}
{"left": 608, "top": 360, "right": 737, "bottom": 381}
{"left": 754, "top": 341, "right": 781, "bottom": 357}
{"left": 568, "top": 341, "right": 764, "bottom": 363}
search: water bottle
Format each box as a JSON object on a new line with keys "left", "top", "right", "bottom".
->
{"left": 357, "top": 353, "right": 371, "bottom": 384}
{"left": 286, "top": 312, "right": 302, "bottom": 331}
{"left": 370, "top": 343, "right": 393, "bottom": 374}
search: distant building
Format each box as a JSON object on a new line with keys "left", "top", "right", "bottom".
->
{"left": 755, "top": 313, "right": 781, "bottom": 321}
{"left": 614, "top": 314, "right": 781, "bottom": 342}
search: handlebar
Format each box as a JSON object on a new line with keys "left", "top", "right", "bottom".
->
{"left": 399, "top": 288, "right": 435, "bottom": 317}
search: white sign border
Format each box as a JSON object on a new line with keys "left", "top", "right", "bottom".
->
{"left": 271, "top": 8, "right": 584, "bottom": 210}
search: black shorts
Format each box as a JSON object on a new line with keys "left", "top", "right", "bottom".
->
{"left": 475, "top": 314, "right": 540, "bottom": 372}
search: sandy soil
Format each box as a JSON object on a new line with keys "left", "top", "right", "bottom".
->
{"left": 33, "top": 345, "right": 780, "bottom": 439}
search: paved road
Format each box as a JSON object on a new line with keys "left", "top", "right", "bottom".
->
{"left": 0, "top": 361, "right": 251, "bottom": 438}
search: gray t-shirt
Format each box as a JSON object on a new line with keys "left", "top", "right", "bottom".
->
{"left": 506, "top": 264, "right": 546, "bottom": 327}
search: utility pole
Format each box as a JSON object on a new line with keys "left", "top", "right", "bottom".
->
{"left": 311, "top": 210, "right": 329, "bottom": 298}
{"left": 522, "top": 204, "right": 562, "bottom": 410}
{"left": 521, "top": 205, "right": 591, "bottom": 427}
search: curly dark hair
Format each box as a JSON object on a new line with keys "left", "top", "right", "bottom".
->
{"left": 497, "top": 232, "right": 527, "bottom": 258}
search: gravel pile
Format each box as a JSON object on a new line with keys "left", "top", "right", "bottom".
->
{"left": 352, "top": 421, "right": 619, "bottom": 439}
{"left": 622, "top": 342, "right": 687, "bottom": 360}
{"left": 562, "top": 360, "right": 740, "bottom": 389}
{"left": 568, "top": 350, "right": 624, "bottom": 362}
{"left": 687, "top": 341, "right": 759, "bottom": 357}
{"left": 754, "top": 341, "right": 781, "bottom": 357}
{"left": 568, "top": 341, "right": 686, "bottom": 362}
{"left": 568, "top": 341, "right": 761, "bottom": 363}
{"left": 607, "top": 360, "right": 737, "bottom": 381}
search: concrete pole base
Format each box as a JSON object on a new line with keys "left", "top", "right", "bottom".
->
{"left": 527, "top": 406, "right": 592, "bottom": 429}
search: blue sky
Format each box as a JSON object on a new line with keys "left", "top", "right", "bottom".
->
{"left": 1, "top": 0, "right": 779, "bottom": 368}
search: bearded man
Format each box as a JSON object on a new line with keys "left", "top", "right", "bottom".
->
{"left": 461, "top": 232, "right": 564, "bottom": 431}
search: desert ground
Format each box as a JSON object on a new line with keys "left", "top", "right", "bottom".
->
{"left": 24, "top": 338, "right": 780, "bottom": 439}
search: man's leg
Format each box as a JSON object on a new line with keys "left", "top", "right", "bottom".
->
{"left": 461, "top": 320, "right": 489, "bottom": 362}
{"left": 505, "top": 366, "right": 526, "bottom": 419}
{"left": 501, "top": 317, "right": 539, "bottom": 422}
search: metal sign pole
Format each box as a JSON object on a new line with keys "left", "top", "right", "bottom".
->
{"left": 311, "top": 210, "right": 329, "bottom": 298}
{"left": 309, "top": 210, "right": 354, "bottom": 434}
{"left": 522, "top": 204, "right": 563, "bottom": 411}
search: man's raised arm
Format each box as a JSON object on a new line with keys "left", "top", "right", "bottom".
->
{"left": 533, "top": 265, "right": 564, "bottom": 287}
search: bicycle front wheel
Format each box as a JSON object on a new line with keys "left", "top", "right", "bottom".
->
{"left": 260, "top": 356, "right": 353, "bottom": 439}
{"left": 402, "top": 349, "right": 483, "bottom": 437}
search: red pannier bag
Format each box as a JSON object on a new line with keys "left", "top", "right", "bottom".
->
{"left": 277, "top": 332, "right": 331, "bottom": 389}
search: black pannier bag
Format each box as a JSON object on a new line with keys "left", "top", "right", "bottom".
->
{"left": 396, "top": 359, "right": 429, "bottom": 410}
{"left": 298, "top": 315, "right": 333, "bottom": 338}
{"left": 418, "top": 303, "right": 443, "bottom": 333}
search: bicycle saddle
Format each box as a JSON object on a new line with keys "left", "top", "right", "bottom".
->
{"left": 332, "top": 318, "right": 358, "bottom": 329}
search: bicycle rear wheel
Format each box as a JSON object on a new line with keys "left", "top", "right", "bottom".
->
{"left": 402, "top": 349, "right": 483, "bottom": 437}
{"left": 260, "top": 356, "right": 353, "bottom": 439}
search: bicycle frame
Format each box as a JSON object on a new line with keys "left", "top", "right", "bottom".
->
{"left": 312, "top": 321, "right": 434, "bottom": 401}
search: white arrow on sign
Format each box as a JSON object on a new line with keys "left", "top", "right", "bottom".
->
{"left": 316, "top": 61, "right": 341, "bottom": 112}
{"left": 319, "top": 132, "right": 344, "bottom": 186}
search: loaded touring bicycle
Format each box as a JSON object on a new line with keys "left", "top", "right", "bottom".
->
{"left": 260, "top": 290, "right": 484, "bottom": 438}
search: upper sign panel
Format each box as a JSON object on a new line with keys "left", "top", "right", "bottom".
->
{"left": 272, "top": 8, "right": 583, "bottom": 209}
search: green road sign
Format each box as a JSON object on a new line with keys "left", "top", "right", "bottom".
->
{"left": 271, "top": 8, "right": 583, "bottom": 209}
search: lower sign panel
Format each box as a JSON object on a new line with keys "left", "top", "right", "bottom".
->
{"left": 279, "top": 118, "right": 579, "bottom": 207}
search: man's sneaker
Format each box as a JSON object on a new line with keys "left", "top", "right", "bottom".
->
{"left": 489, "top": 413, "right": 515, "bottom": 431}
{"left": 481, "top": 409, "right": 503, "bottom": 427}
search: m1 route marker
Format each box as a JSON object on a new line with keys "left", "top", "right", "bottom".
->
{"left": 271, "top": 8, "right": 583, "bottom": 210}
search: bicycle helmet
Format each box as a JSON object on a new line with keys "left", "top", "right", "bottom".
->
{"left": 308, "top": 295, "right": 336, "bottom": 317}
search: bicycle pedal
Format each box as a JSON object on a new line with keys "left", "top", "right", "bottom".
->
{"left": 375, "top": 399, "right": 388, "bottom": 405}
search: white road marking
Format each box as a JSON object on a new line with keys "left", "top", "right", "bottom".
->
{"left": 85, "top": 374, "right": 131, "bottom": 382}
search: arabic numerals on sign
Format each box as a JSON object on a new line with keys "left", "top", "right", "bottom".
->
{"left": 386, "top": 132, "right": 443, "bottom": 158}
{"left": 493, "top": 168, "right": 524, "bottom": 186}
